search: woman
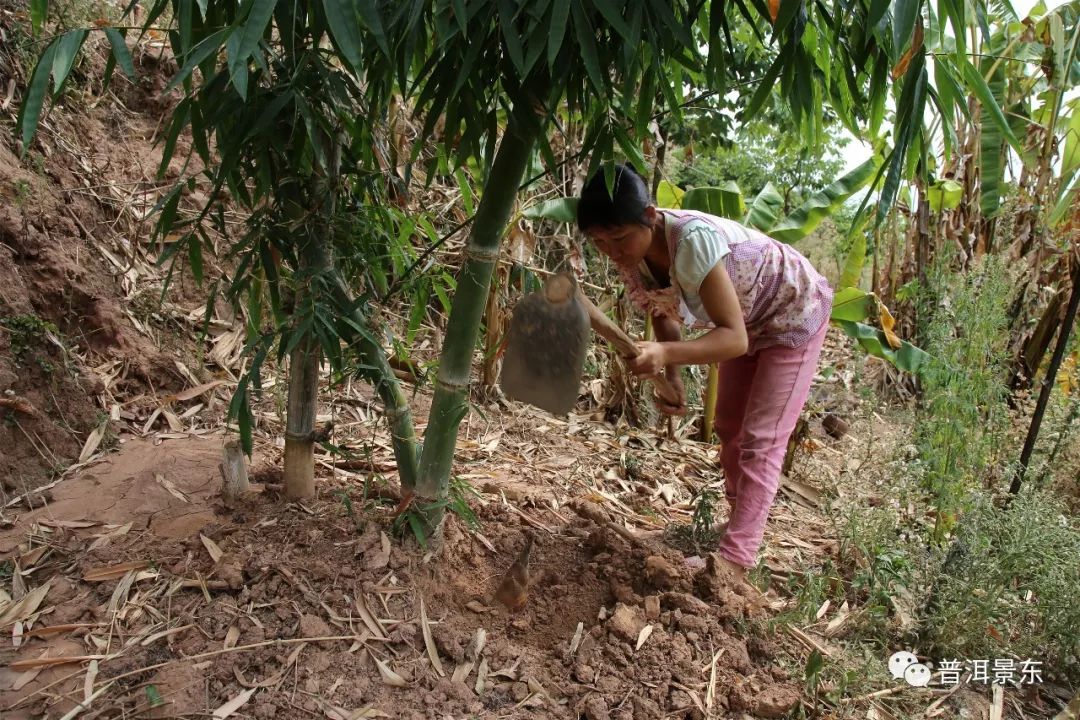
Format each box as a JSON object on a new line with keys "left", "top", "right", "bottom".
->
{"left": 577, "top": 164, "right": 833, "bottom": 579}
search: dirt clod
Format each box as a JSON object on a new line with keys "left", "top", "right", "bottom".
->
{"left": 754, "top": 685, "right": 801, "bottom": 717}
{"left": 582, "top": 695, "right": 612, "bottom": 720}
{"left": 644, "top": 554, "right": 682, "bottom": 590}
{"left": 644, "top": 594, "right": 661, "bottom": 620}
{"left": 299, "top": 614, "right": 331, "bottom": 638}
{"left": 607, "top": 603, "right": 646, "bottom": 643}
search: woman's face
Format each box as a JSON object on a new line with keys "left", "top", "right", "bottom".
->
{"left": 584, "top": 207, "right": 657, "bottom": 267}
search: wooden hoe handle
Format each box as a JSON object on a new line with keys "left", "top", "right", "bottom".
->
{"left": 575, "top": 289, "right": 683, "bottom": 408}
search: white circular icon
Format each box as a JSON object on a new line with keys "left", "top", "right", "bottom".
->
{"left": 888, "top": 650, "right": 919, "bottom": 679}
{"left": 904, "top": 663, "right": 932, "bottom": 687}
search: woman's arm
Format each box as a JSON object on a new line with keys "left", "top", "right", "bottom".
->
{"left": 662, "top": 262, "right": 748, "bottom": 365}
{"left": 629, "top": 263, "right": 748, "bottom": 375}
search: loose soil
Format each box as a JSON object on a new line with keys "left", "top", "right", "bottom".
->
{"left": 0, "top": 435, "right": 801, "bottom": 720}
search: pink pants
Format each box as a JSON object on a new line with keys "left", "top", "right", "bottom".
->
{"left": 714, "top": 322, "right": 828, "bottom": 568}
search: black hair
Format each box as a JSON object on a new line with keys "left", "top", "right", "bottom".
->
{"left": 576, "top": 163, "right": 652, "bottom": 233}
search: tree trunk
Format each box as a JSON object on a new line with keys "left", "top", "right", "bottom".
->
{"left": 413, "top": 87, "right": 547, "bottom": 516}
{"left": 1010, "top": 258, "right": 1080, "bottom": 494}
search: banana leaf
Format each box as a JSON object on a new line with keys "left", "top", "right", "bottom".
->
{"left": 769, "top": 156, "right": 879, "bottom": 243}
{"left": 657, "top": 179, "right": 686, "bottom": 208}
{"left": 830, "top": 286, "right": 876, "bottom": 322}
{"left": 744, "top": 182, "right": 784, "bottom": 230}
{"left": 836, "top": 319, "right": 931, "bottom": 375}
{"left": 682, "top": 181, "right": 746, "bottom": 220}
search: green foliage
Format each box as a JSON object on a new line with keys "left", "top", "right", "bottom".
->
{"left": 919, "top": 490, "right": 1080, "bottom": 683}
{"left": 673, "top": 121, "right": 850, "bottom": 208}
{"left": 667, "top": 487, "right": 722, "bottom": 553}
{"left": 835, "top": 319, "right": 931, "bottom": 375}
{"left": 682, "top": 183, "right": 746, "bottom": 220}
{"left": 0, "top": 314, "right": 60, "bottom": 373}
{"left": 393, "top": 476, "right": 481, "bottom": 548}
{"left": 913, "top": 255, "right": 1012, "bottom": 539}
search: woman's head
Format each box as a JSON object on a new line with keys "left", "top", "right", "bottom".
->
{"left": 577, "top": 164, "right": 659, "bottom": 267}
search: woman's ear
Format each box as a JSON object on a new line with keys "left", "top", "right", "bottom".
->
{"left": 642, "top": 205, "right": 658, "bottom": 224}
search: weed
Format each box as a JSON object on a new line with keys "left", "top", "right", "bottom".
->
{"left": 620, "top": 452, "right": 643, "bottom": 480}
{"left": 336, "top": 489, "right": 358, "bottom": 525}
{"left": 913, "top": 255, "right": 1012, "bottom": 540}
{"left": 917, "top": 489, "right": 1080, "bottom": 684}
{"left": 667, "top": 487, "right": 722, "bottom": 554}
{"left": 1, "top": 314, "right": 60, "bottom": 374}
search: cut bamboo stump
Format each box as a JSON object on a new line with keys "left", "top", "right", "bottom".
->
{"left": 220, "top": 440, "right": 250, "bottom": 504}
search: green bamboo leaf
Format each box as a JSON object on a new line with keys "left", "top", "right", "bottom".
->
{"left": 836, "top": 319, "right": 931, "bottom": 375}
{"left": 831, "top": 287, "right": 875, "bottom": 322}
{"left": 744, "top": 182, "right": 784, "bottom": 230}
{"left": 165, "top": 29, "right": 230, "bottom": 93}
{"left": 771, "top": 157, "right": 878, "bottom": 243}
{"left": 572, "top": 1, "right": 605, "bottom": 93}
{"left": 593, "top": 0, "right": 632, "bottom": 40}
{"left": 877, "top": 58, "right": 927, "bottom": 221}
{"left": 744, "top": 52, "right": 784, "bottom": 119}
{"left": 225, "top": 30, "right": 249, "bottom": 99}
{"left": 452, "top": 0, "right": 467, "bottom": 35}
{"left": 957, "top": 53, "right": 1021, "bottom": 154}
{"left": 773, "top": 0, "right": 803, "bottom": 33}
{"left": 455, "top": 168, "right": 475, "bottom": 215}
{"left": 891, "top": 0, "right": 920, "bottom": 60}
{"left": 234, "top": 0, "right": 275, "bottom": 64}
{"left": 522, "top": 197, "right": 579, "bottom": 222}
{"left": 647, "top": 0, "right": 694, "bottom": 47}
{"left": 30, "top": 0, "right": 47, "bottom": 36}
{"left": 188, "top": 234, "right": 204, "bottom": 285}
{"left": 614, "top": 126, "right": 646, "bottom": 174}
{"left": 938, "top": 0, "right": 964, "bottom": 52}
{"left": 548, "top": 0, "right": 570, "bottom": 67}
{"left": 634, "top": 59, "right": 656, "bottom": 135}
{"left": 656, "top": 180, "right": 684, "bottom": 209}
{"left": 407, "top": 282, "right": 429, "bottom": 343}
{"left": 682, "top": 183, "right": 746, "bottom": 220}
{"left": 16, "top": 40, "right": 58, "bottom": 153}
{"left": 51, "top": 30, "right": 88, "bottom": 96}
{"left": 323, "top": 0, "right": 364, "bottom": 72}
{"left": 497, "top": 0, "right": 526, "bottom": 74}
{"left": 357, "top": 0, "right": 390, "bottom": 56}
{"left": 104, "top": 28, "right": 136, "bottom": 79}
{"left": 868, "top": 0, "right": 890, "bottom": 28}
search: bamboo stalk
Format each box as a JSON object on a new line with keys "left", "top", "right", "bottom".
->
{"left": 414, "top": 84, "right": 547, "bottom": 509}
{"left": 1010, "top": 258, "right": 1080, "bottom": 494}
{"left": 701, "top": 365, "right": 719, "bottom": 443}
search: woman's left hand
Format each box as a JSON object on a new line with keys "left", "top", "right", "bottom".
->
{"left": 628, "top": 341, "right": 668, "bottom": 377}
